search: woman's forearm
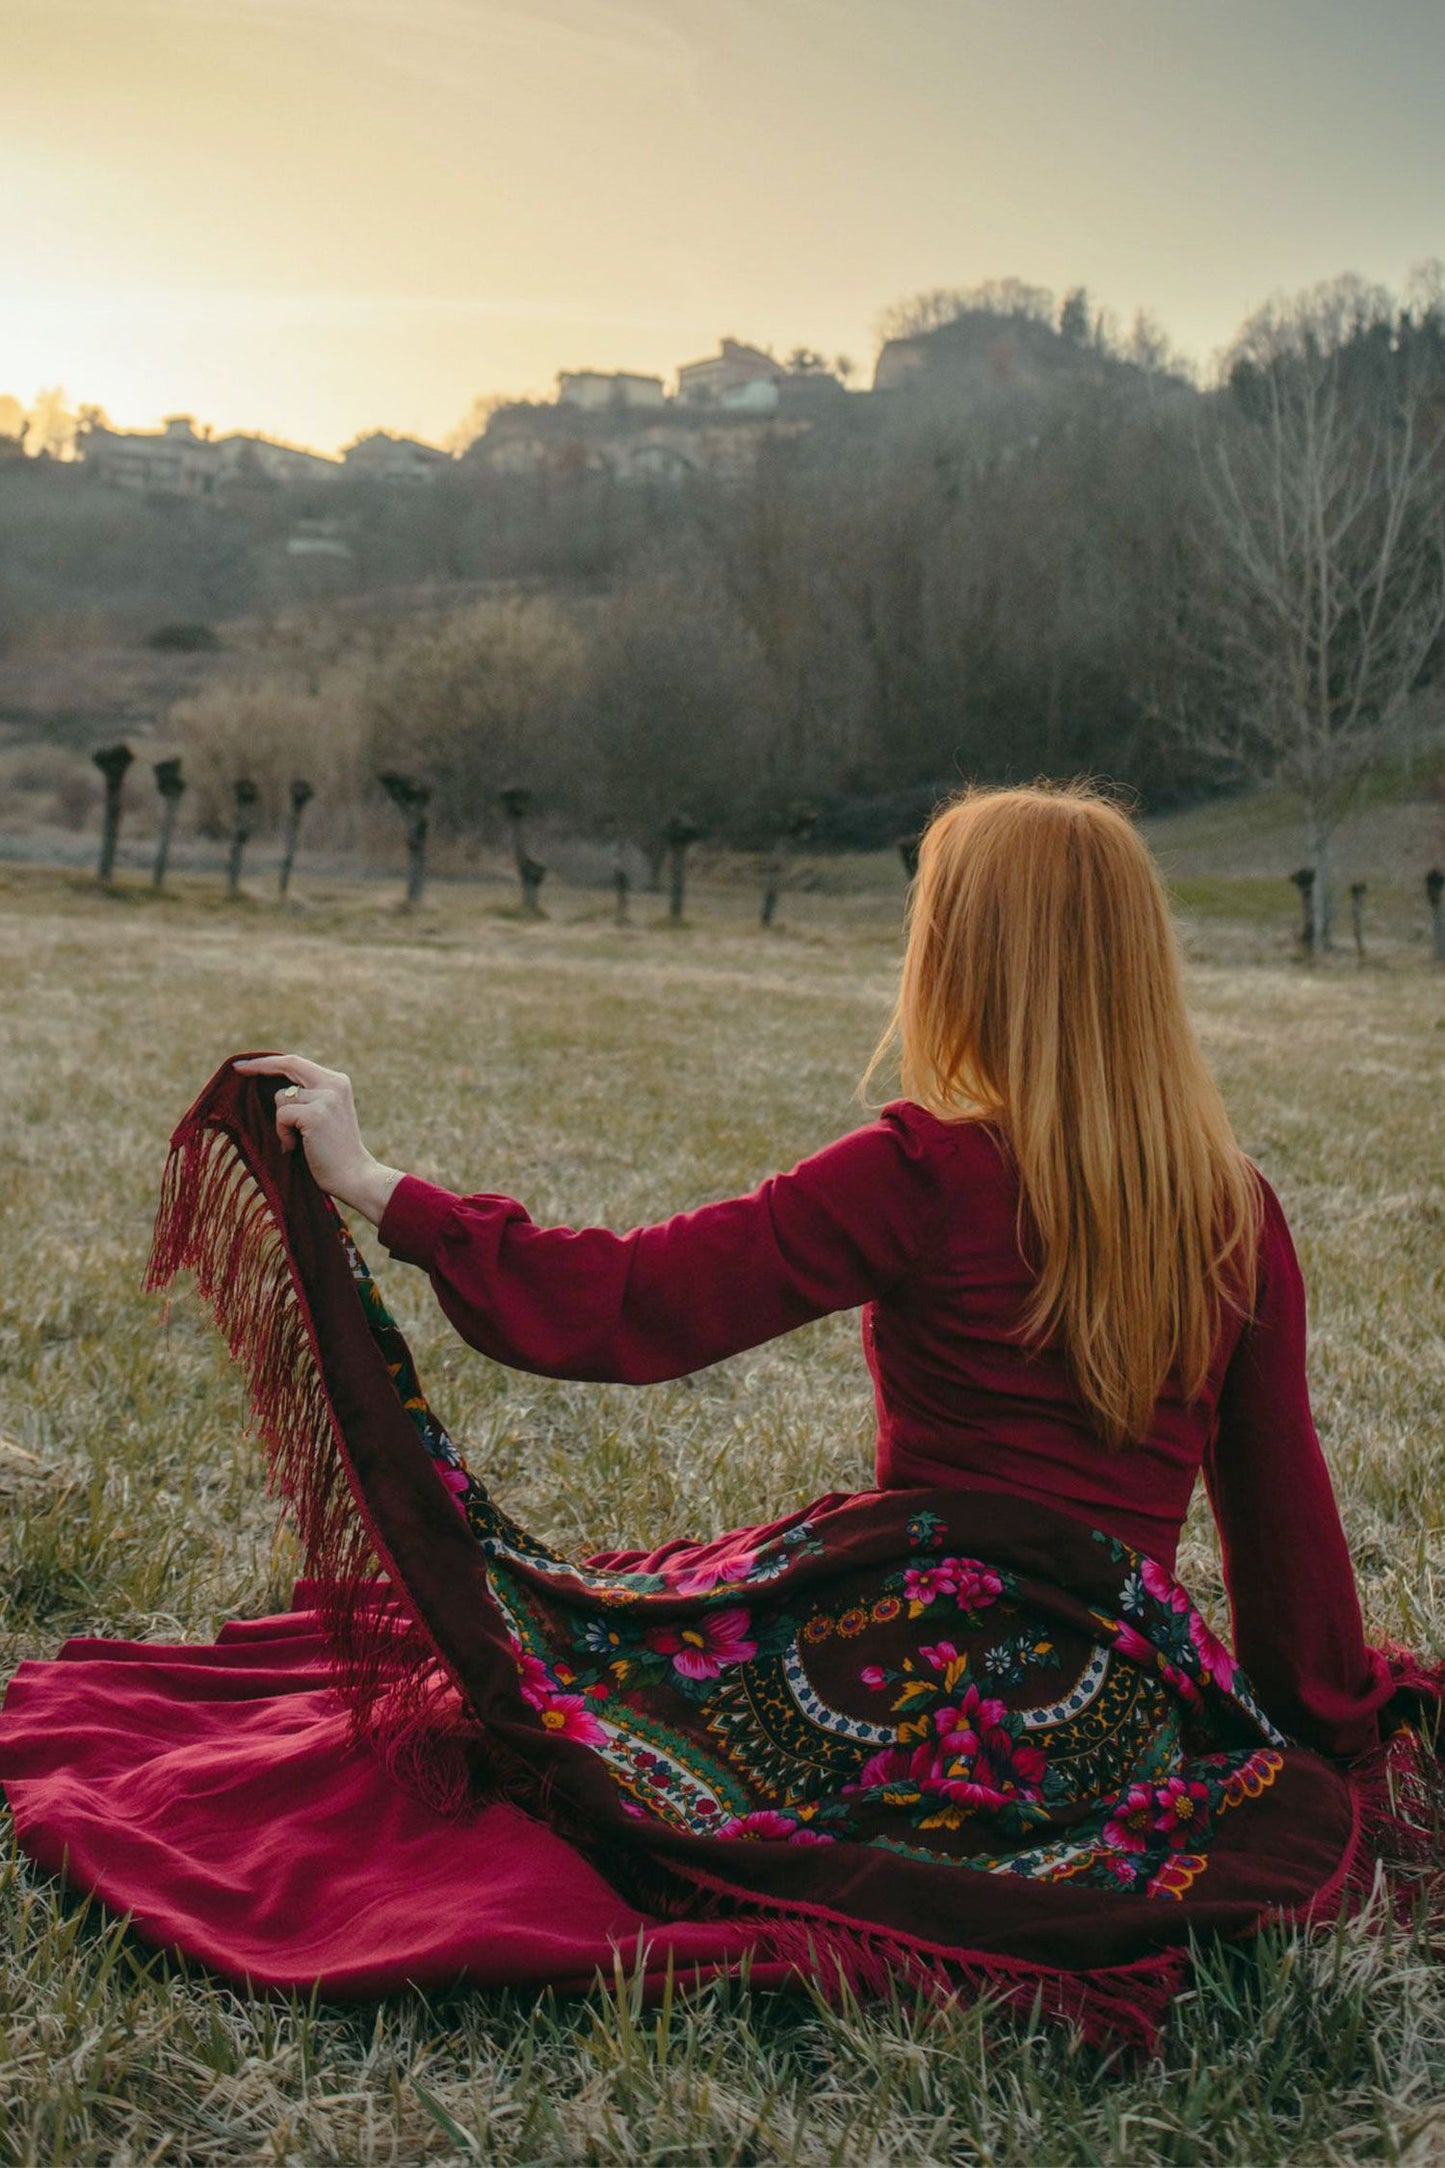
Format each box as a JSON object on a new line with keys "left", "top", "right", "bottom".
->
{"left": 329, "top": 1155, "right": 405, "bottom": 1227}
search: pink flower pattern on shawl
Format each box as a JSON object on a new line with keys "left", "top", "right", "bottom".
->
{"left": 901, "top": 1559, "right": 1004, "bottom": 1611}
{"left": 1153, "top": 1775, "right": 1212, "bottom": 1848}
{"left": 513, "top": 1646, "right": 554, "bottom": 1708}
{"left": 662, "top": 1546, "right": 761, "bottom": 1596}
{"left": 717, "top": 1810, "right": 837, "bottom": 1844}
{"left": 532, "top": 1690, "right": 607, "bottom": 1748}
{"left": 1102, "top": 1784, "right": 1157, "bottom": 1854}
{"left": 1188, "top": 1611, "right": 1237, "bottom": 1693}
{"left": 1140, "top": 1558, "right": 1190, "bottom": 1614}
{"left": 644, "top": 1607, "right": 758, "bottom": 1679}
{"left": 850, "top": 1684, "right": 1048, "bottom": 1812}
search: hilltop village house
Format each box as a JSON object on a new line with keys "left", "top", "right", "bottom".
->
{"left": 340, "top": 431, "right": 453, "bottom": 483}
{"left": 676, "top": 338, "right": 784, "bottom": 407}
{"left": 556, "top": 370, "right": 665, "bottom": 412}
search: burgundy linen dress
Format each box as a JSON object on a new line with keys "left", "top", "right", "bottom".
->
{"left": 0, "top": 1081, "right": 1430, "bottom": 2042}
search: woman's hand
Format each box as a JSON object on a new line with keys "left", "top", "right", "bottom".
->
{"left": 232, "top": 1054, "right": 404, "bottom": 1226}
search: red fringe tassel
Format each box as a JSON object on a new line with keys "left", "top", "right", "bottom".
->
{"left": 147, "top": 1108, "right": 485, "bottom": 1817}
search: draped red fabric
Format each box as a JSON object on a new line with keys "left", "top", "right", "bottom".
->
{"left": 0, "top": 1604, "right": 776, "bottom": 2000}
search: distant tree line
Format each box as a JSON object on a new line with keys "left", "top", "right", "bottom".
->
{"left": 349, "top": 273, "right": 1445, "bottom": 887}
{"left": 6, "top": 272, "right": 1444, "bottom": 917}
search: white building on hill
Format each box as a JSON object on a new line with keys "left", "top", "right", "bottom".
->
{"left": 83, "top": 415, "right": 219, "bottom": 497}
{"left": 216, "top": 435, "right": 342, "bottom": 484}
{"left": 557, "top": 370, "right": 665, "bottom": 411}
{"left": 676, "top": 339, "right": 784, "bottom": 407}
{"left": 342, "top": 432, "right": 452, "bottom": 483}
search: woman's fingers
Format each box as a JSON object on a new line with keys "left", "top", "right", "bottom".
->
{"left": 232, "top": 1055, "right": 354, "bottom": 1161}
{"left": 233, "top": 1053, "right": 332, "bottom": 1087}
{"left": 232, "top": 1057, "right": 371, "bottom": 1198}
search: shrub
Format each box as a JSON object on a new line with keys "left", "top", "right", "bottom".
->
{"left": 362, "top": 595, "right": 588, "bottom": 837}
{"left": 147, "top": 623, "right": 221, "bottom": 653}
{"left": 169, "top": 670, "right": 368, "bottom": 843}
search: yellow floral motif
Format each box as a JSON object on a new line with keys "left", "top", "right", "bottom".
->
{"left": 1146, "top": 1851, "right": 1209, "bottom": 1901}
{"left": 1221, "top": 1748, "right": 1285, "bottom": 1805}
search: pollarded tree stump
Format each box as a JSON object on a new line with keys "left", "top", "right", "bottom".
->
{"left": 152, "top": 758, "right": 185, "bottom": 891}
{"left": 1349, "top": 881, "right": 1366, "bottom": 964}
{"left": 378, "top": 772, "right": 432, "bottom": 908}
{"left": 1289, "top": 868, "right": 1316, "bottom": 958}
{"left": 227, "top": 780, "right": 260, "bottom": 898}
{"left": 500, "top": 785, "right": 546, "bottom": 917}
{"left": 665, "top": 814, "right": 702, "bottom": 924}
{"left": 93, "top": 744, "right": 134, "bottom": 885}
{"left": 761, "top": 803, "right": 817, "bottom": 929}
{"left": 279, "top": 779, "right": 314, "bottom": 901}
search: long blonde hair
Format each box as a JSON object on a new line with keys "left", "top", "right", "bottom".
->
{"left": 870, "top": 781, "right": 1260, "bottom": 1449}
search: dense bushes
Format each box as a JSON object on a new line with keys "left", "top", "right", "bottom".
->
{"left": 172, "top": 675, "right": 371, "bottom": 845}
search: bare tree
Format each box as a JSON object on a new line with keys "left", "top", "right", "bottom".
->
{"left": 445, "top": 391, "right": 522, "bottom": 454}
{"left": 1185, "top": 282, "right": 1445, "bottom": 949}
{"left": 1120, "top": 310, "right": 1195, "bottom": 384}
{"left": 875, "top": 289, "right": 970, "bottom": 345}
{"left": 24, "top": 386, "right": 80, "bottom": 461}
{"left": 877, "top": 279, "right": 1055, "bottom": 347}
{"left": 1059, "top": 288, "right": 1092, "bottom": 344}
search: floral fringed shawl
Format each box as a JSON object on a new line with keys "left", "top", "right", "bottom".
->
{"left": 144, "top": 1060, "right": 1445, "bottom": 2051}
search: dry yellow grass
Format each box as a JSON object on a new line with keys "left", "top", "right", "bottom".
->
{"left": 1, "top": 861, "right": 1442, "bottom": 2163}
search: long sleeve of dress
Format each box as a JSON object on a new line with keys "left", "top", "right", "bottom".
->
{"left": 1203, "top": 1181, "right": 1394, "bottom": 1761}
{"left": 377, "top": 1107, "right": 945, "bottom": 1386}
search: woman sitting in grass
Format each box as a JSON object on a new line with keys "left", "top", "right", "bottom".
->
{"left": 1, "top": 782, "right": 1435, "bottom": 2048}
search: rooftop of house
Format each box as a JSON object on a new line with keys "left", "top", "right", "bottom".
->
{"left": 677, "top": 338, "right": 782, "bottom": 378}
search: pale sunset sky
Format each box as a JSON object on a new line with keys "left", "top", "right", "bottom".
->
{"left": 4, "top": 0, "right": 1442, "bottom": 453}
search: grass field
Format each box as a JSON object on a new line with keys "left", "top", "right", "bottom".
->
{"left": 1, "top": 858, "right": 1443, "bottom": 2164}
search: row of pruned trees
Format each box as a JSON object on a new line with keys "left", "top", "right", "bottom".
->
{"left": 90, "top": 744, "right": 314, "bottom": 899}
{"left": 85, "top": 742, "right": 807, "bottom": 926}
{"left": 81, "top": 734, "right": 1445, "bottom": 956}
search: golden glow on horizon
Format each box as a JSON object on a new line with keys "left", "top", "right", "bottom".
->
{"left": 4, "top": 0, "right": 1442, "bottom": 454}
